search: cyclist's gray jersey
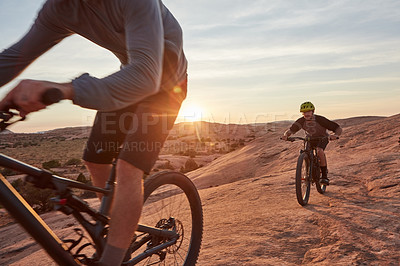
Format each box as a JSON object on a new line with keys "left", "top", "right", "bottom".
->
{"left": 0, "top": 0, "right": 187, "bottom": 111}
{"left": 290, "top": 115, "right": 340, "bottom": 137}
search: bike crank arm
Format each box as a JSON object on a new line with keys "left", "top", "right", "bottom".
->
{"left": 124, "top": 238, "right": 178, "bottom": 265}
{"left": 137, "top": 224, "right": 178, "bottom": 239}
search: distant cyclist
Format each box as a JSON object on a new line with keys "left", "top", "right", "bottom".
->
{"left": 282, "top": 102, "right": 342, "bottom": 185}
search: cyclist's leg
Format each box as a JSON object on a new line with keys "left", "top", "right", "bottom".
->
{"left": 316, "top": 138, "right": 329, "bottom": 167}
{"left": 99, "top": 82, "right": 186, "bottom": 265}
{"left": 317, "top": 138, "right": 329, "bottom": 183}
{"left": 83, "top": 106, "right": 143, "bottom": 265}
{"left": 83, "top": 110, "right": 127, "bottom": 200}
{"left": 84, "top": 162, "right": 112, "bottom": 200}
{"left": 317, "top": 147, "right": 327, "bottom": 167}
{"left": 100, "top": 160, "right": 144, "bottom": 266}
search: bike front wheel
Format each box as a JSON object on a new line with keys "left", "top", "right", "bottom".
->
{"left": 295, "top": 152, "right": 311, "bottom": 206}
{"left": 126, "top": 171, "right": 203, "bottom": 265}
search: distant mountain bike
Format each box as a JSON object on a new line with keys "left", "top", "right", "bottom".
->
{"left": 285, "top": 136, "right": 329, "bottom": 206}
{"left": 0, "top": 89, "right": 203, "bottom": 265}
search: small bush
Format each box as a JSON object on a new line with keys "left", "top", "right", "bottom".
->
{"left": 80, "top": 180, "right": 97, "bottom": 199}
{"left": 159, "top": 160, "right": 175, "bottom": 170}
{"left": 11, "top": 179, "right": 55, "bottom": 213}
{"left": 183, "top": 149, "right": 197, "bottom": 158}
{"left": 0, "top": 168, "right": 19, "bottom": 176}
{"left": 77, "top": 173, "right": 88, "bottom": 183}
{"left": 65, "top": 158, "right": 82, "bottom": 166}
{"left": 42, "top": 160, "right": 61, "bottom": 169}
{"left": 180, "top": 158, "right": 199, "bottom": 173}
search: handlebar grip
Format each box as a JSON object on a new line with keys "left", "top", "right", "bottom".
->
{"left": 41, "top": 88, "right": 63, "bottom": 105}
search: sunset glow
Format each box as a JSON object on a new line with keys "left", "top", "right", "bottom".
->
{"left": 0, "top": 0, "right": 399, "bottom": 133}
{"left": 178, "top": 104, "right": 205, "bottom": 122}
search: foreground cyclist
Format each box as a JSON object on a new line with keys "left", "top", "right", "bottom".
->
{"left": 0, "top": 0, "right": 187, "bottom": 265}
{"left": 282, "top": 102, "right": 342, "bottom": 185}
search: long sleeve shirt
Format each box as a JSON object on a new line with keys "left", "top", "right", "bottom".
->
{"left": 290, "top": 115, "right": 340, "bottom": 137}
{"left": 0, "top": 0, "right": 187, "bottom": 111}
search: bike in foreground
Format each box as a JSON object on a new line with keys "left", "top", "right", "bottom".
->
{"left": 0, "top": 90, "right": 203, "bottom": 265}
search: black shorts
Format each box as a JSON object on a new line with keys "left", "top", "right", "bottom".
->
{"left": 83, "top": 79, "right": 187, "bottom": 174}
{"left": 307, "top": 136, "right": 329, "bottom": 150}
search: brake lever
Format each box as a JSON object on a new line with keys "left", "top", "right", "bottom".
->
{"left": 0, "top": 120, "right": 23, "bottom": 131}
{"left": 0, "top": 111, "right": 25, "bottom": 131}
{"left": 0, "top": 88, "right": 62, "bottom": 132}
{"left": 0, "top": 111, "right": 14, "bottom": 121}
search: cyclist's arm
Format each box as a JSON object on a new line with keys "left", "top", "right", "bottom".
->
{"left": 315, "top": 115, "right": 342, "bottom": 140}
{"left": 0, "top": 13, "right": 71, "bottom": 87}
{"left": 315, "top": 115, "right": 340, "bottom": 132}
{"left": 283, "top": 129, "right": 293, "bottom": 137}
{"left": 72, "top": 0, "right": 164, "bottom": 111}
{"left": 288, "top": 118, "right": 304, "bottom": 134}
{"left": 282, "top": 117, "right": 304, "bottom": 140}
{"left": 330, "top": 126, "right": 342, "bottom": 139}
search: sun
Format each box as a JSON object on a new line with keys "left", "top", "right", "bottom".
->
{"left": 178, "top": 104, "right": 205, "bottom": 122}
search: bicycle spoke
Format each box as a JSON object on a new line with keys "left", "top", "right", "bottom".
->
{"left": 124, "top": 172, "right": 202, "bottom": 265}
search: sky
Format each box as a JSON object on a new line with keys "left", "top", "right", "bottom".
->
{"left": 0, "top": 0, "right": 399, "bottom": 133}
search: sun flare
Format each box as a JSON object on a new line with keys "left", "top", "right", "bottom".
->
{"left": 178, "top": 104, "right": 205, "bottom": 122}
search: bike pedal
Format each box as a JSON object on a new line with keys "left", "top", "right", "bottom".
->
{"left": 320, "top": 179, "right": 330, "bottom": 185}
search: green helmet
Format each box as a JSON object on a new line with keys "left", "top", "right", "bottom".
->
{"left": 300, "top": 101, "right": 315, "bottom": 112}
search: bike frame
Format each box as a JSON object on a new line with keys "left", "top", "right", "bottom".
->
{"left": 302, "top": 141, "right": 320, "bottom": 183}
{"left": 0, "top": 153, "right": 178, "bottom": 265}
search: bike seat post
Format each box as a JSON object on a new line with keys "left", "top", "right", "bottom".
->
{"left": 96, "top": 148, "right": 120, "bottom": 217}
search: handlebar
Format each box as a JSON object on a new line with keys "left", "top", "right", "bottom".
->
{"left": 281, "top": 136, "right": 339, "bottom": 142}
{"left": 0, "top": 88, "right": 63, "bottom": 131}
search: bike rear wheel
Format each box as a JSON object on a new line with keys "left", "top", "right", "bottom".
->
{"left": 295, "top": 153, "right": 311, "bottom": 206}
{"left": 126, "top": 171, "right": 203, "bottom": 265}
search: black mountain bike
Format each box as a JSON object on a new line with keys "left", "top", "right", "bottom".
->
{"left": 0, "top": 89, "right": 203, "bottom": 265}
{"left": 286, "top": 136, "right": 329, "bottom": 206}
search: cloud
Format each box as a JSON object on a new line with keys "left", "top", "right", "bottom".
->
{"left": 1, "top": 0, "right": 400, "bottom": 131}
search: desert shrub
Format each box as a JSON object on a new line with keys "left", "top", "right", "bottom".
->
{"left": 11, "top": 179, "right": 55, "bottom": 213}
{"left": 159, "top": 160, "right": 175, "bottom": 170}
{"left": 185, "top": 158, "right": 199, "bottom": 171}
{"left": 80, "top": 180, "right": 97, "bottom": 199}
{"left": 184, "top": 149, "right": 197, "bottom": 158}
{"left": 180, "top": 158, "right": 199, "bottom": 173}
{"left": 13, "top": 142, "right": 22, "bottom": 148}
{"left": 0, "top": 168, "right": 19, "bottom": 176}
{"left": 65, "top": 158, "right": 82, "bottom": 166}
{"left": 23, "top": 142, "right": 38, "bottom": 147}
{"left": 77, "top": 173, "right": 88, "bottom": 183}
{"left": 0, "top": 144, "right": 11, "bottom": 149}
{"left": 230, "top": 143, "right": 239, "bottom": 149}
{"left": 42, "top": 160, "right": 61, "bottom": 169}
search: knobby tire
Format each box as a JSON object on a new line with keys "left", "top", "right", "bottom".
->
{"left": 295, "top": 153, "right": 311, "bottom": 206}
{"left": 126, "top": 171, "right": 203, "bottom": 265}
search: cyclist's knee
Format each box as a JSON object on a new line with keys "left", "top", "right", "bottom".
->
{"left": 84, "top": 160, "right": 111, "bottom": 171}
{"left": 116, "top": 159, "right": 144, "bottom": 181}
